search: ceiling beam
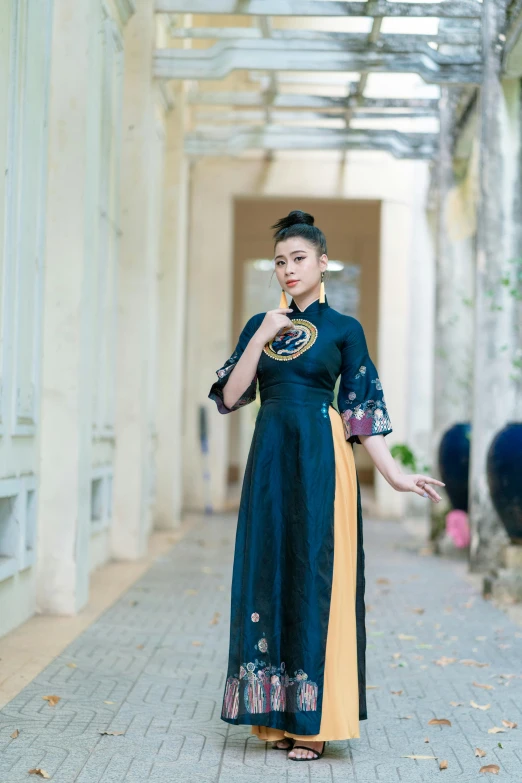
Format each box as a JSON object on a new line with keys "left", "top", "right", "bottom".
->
{"left": 154, "top": 42, "right": 482, "bottom": 84}
{"left": 185, "top": 125, "right": 438, "bottom": 158}
{"left": 187, "top": 92, "right": 440, "bottom": 111}
{"left": 193, "top": 109, "right": 439, "bottom": 122}
{"left": 156, "top": 1, "right": 482, "bottom": 19}
{"left": 169, "top": 28, "right": 481, "bottom": 47}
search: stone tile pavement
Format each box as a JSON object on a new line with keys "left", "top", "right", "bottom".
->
{"left": 1, "top": 514, "right": 522, "bottom": 782}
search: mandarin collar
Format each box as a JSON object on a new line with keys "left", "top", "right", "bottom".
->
{"left": 289, "top": 295, "right": 329, "bottom": 315}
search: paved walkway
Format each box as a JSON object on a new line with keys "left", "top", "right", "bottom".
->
{"left": 1, "top": 514, "right": 521, "bottom": 782}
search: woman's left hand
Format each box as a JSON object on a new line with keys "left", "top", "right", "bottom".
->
{"left": 392, "top": 474, "right": 445, "bottom": 503}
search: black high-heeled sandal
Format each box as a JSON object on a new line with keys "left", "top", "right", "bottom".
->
{"left": 271, "top": 737, "right": 294, "bottom": 751}
{"left": 288, "top": 741, "right": 326, "bottom": 761}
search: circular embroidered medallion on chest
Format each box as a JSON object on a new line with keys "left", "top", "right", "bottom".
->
{"left": 263, "top": 318, "right": 318, "bottom": 361}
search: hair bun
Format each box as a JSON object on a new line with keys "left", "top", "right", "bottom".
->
{"left": 271, "top": 210, "right": 314, "bottom": 233}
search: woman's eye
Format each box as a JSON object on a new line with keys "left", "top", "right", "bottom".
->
{"left": 295, "top": 256, "right": 305, "bottom": 262}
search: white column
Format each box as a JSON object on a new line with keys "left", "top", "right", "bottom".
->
{"left": 430, "top": 88, "right": 475, "bottom": 535}
{"left": 155, "top": 87, "right": 190, "bottom": 529}
{"left": 469, "top": 0, "right": 518, "bottom": 570}
{"left": 376, "top": 199, "right": 412, "bottom": 518}
{"left": 112, "top": 0, "right": 164, "bottom": 559}
{"left": 37, "top": 0, "right": 95, "bottom": 614}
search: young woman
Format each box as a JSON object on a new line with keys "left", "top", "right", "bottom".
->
{"left": 208, "top": 210, "right": 443, "bottom": 761}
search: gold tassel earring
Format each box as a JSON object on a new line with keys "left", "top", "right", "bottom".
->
{"left": 279, "top": 289, "right": 289, "bottom": 308}
{"left": 319, "top": 271, "right": 326, "bottom": 303}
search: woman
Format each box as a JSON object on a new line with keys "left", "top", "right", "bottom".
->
{"left": 208, "top": 211, "right": 444, "bottom": 761}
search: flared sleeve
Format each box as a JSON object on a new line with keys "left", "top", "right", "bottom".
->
{"left": 208, "top": 314, "right": 262, "bottom": 415}
{"left": 337, "top": 317, "right": 393, "bottom": 445}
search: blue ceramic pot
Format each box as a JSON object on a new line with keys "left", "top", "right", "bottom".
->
{"left": 487, "top": 422, "right": 522, "bottom": 543}
{"left": 438, "top": 423, "right": 471, "bottom": 511}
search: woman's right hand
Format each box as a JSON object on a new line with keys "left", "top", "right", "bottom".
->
{"left": 255, "top": 308, "right": 294, "bottom": 344}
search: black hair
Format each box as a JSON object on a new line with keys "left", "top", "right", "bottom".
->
{"left": 271, "top": 210, "right": 327, "bottom": 256}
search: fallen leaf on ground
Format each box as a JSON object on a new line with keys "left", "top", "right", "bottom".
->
{"left": 129, "top": 600, "right": 138, "bottom": 606}
{"left": 400, "top": 715, "right": 414, "bottom": 720}
{"left": 10, "top": 729, "right": 19, "bottom": 739}
{"left": 401, "top": 755, "right": 437, "bottom": 760}
{"left": 376, "top": 578, "right": 390, "bottom": 584}
{"left": 498, "top": 673, "right": 516, "bottom": 679}
{"left": 66, "top": 663, "right": 77, "bottom": 669}
{"left": 435, "top": 656, "right": 457, "bottom": 667}
{"left": 366, "top": 685, "right": 379, "bottom": 689}
{"left": 460, "top": 659, "right": 489, "bottom": 668}
{"left": 463, "top": 599, "right": 475, "bottom": 608}
{"left": 99, "top": 730, "right": 125, "bottom": 736}
{"left": 501, "top": 719, "right": 517, "bottom": 729}
{"left": 184, "top": 589, "right": 198, "bottom": 595}
{"left": 428, "top": 718, "right": 452, "bottom": 726}
{"left": 192, "top": 640, "right": 202, "bottom": 646}
{"left": 411, "top": 608, "right": 425, "bottom": 614}
{"left": 479, "top": 764, "right": 500, "bottom": 775}
{"left": 366, "top": 604, "right": 373, "bottom": 611}
{"left": 471, "top": 701, "right": 491, "bottom": 711}
{"left": 475, "top": 748, "right": 487, "bottom": 757}
{"left": 209, "top": 612, "right": 221, "bottom": 625}
{"left": 417, "top": 643, "right": 433, "bottom": 649}
{"left": 450, "top": 701, "right": 463, "bottom": 707}
{"left": 103, "top": 701, "right": 115, "bottom": 705}
{"left": 473, "top": 681, "right": 494, "bottom": 690}
{"left": 398, "top": 634, "right": 416, "bottom": 641}
{"left": 488, "top": 727, "right": 506, "bottom": 734}
{"left": 439, "top": 760, "right": 448, "bottom": 770}
{"left": 136, "top": 644, "right": 144, "bottom": 650}
{"left": 28, "top": 770, "right": 50, "bottom": 779}
{"left": 392, "top": 652, "right": 402, "bottom": 659}
{"left": 391, "top": 690, "right": 403, "bottom": 696}
{"left": 498, "top": 644, "right": 511, "bottom": 650}
{"left": 424, "top": 737, "right": 430, "bottom": 743}
{"left": 414, "top": 655, "right": 424, "bottom": 660}
{"left": 418, "top": 547, "right": 433, "bottom": 556}
{"left": 476, "top": 636, "right": 487, "bottom": 641}
{"left": 42, "top": 695, "right": 60, "bottom": 706}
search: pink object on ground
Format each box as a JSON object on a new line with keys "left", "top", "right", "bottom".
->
{"left": 446, "top": 509, "right": 471, "bottom": 548}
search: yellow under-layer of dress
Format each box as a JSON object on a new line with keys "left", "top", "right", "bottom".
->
{"left": 251, "top": 406, "right": 360, "bottom": 743}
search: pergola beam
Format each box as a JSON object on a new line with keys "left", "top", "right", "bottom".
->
{"left": 193, "top": 109, "right": 439, "bottom": 122}
{"left": 154, "top": 43, "right": 482, "bottom": 84}
{"left": 185, "top": 125, "right": 438, "bottom": 159}
{"left": 188, "top": 92, "right": 440, "bottom": 111}
{"left": 156, "top": 1, "right": 482, "bottom": 19}
{"left": 170, "top": 28, "right": 481, "bottom": 47}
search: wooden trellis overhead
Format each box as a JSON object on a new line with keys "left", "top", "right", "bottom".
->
{"left": 154, "top": 0, "right": 488, "bottom": 158}
{"left": 156, "top": 1, "right": 481, "bottom": 18}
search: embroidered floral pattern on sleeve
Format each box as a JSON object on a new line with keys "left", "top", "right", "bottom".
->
{"left": 341, "top": 396, "right": 392, "bottom": 440}
{"left": 208, "top": 351, "right": 258, "bottom": 415}
{"left": 222, "top": 659, "right": 318, "bottom": 720}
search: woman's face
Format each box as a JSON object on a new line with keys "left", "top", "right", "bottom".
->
{"left": 274, "top": 237, "right": 328, "bottom": 300}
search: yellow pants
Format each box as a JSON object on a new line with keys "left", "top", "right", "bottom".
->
{"left": 252, "top": 406, "right": 360, "bottom": 742}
